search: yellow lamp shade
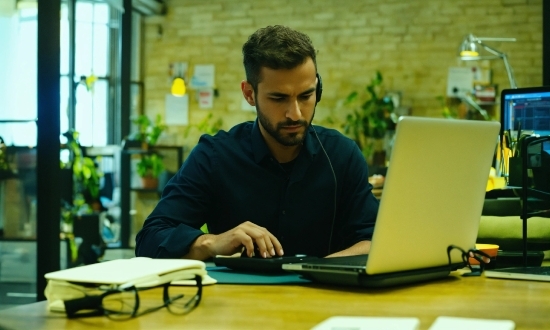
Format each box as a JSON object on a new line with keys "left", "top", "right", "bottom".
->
{"left": 458, "top": 34, "right": 480, "bottom": 58}
{"left": 459, "top": 50, "right": 479, "bottom": 57}
{"left": 171, "top": 77, "right": 186, "bottom": 96}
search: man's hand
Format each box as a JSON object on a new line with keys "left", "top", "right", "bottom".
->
{"left": 183, "top": 221, "right": 284, "bottom": 260}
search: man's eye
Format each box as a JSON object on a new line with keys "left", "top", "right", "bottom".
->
{"left": 299, "top": 94, "right": 313, "bottom": 101}
{"left": 270, "top": 97, "right": 285, "bottom": 102}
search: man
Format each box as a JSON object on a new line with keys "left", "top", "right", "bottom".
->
{"left": 135, "top": 25, "right": 379, "bottom": 260}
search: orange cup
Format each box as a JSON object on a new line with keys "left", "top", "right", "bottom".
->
{"left": 469, "top": 244, "right": 499, "bottom": 265}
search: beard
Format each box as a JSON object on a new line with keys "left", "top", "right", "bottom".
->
{"left": 256, "top": 101, "right": 314, "bottom": 147}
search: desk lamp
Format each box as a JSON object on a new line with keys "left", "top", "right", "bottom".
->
{"left": 458, "top": 34, "right": 517, "bottom": 89}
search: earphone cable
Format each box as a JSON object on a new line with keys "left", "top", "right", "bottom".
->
{"left": 311, "top": 125, "right": 337, "bottom": 255}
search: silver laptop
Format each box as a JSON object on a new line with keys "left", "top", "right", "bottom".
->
{"left": 283, "top": 116, "right": 501, "bottom": 287}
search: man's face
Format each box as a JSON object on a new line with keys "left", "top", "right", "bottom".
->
{"left": 243, "top": 58, "right": 318, "bottom": 147}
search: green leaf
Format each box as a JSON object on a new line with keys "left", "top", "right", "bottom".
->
{"left": 375, "top": 70, "right": 383, "bottom": 84}
{"left": 82, "top": 166, "right": 91, "bottom": 180}
{"left": 345, "top": 91, "right": 358, "bottom": 104}
{"left": 183, "top": 112, "right": 223, "bottom": 138}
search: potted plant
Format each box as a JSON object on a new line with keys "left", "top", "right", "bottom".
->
{"left": 128, "top": 114, "right": 168, "bottom": 189}
{"left": 183, "top": 112, "right": 223, "bottom": 137}
{"left": 182, "top": 112, "right": 224, "bottom": 152}
{"left": 342, "top": 71, "right": 396, "bottom": 167}
{"left": 60, "top": 130, "right": 105, "bottom": 266}
{"left": 131, "top": 114, "right": 167, "bottom": 149}
{"left": 136, "top": 153, "right": 165, "bottom": 189}
{"left": 62, "top": 130, "right": 103, "bottom": 212}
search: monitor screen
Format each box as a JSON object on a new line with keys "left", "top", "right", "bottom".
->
{"left": 501, "top": 87, "right": 550, "bottom": 134}
{"left": 501, "top": 87, "right": 550, "bottom": 151}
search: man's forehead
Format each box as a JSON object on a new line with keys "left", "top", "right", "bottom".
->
{"left": 257, "top": 64, "right": 316, "bottom": 93}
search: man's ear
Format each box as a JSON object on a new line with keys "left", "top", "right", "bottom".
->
{"left": 241, "top": 81, "right": 255, "bottom": 106}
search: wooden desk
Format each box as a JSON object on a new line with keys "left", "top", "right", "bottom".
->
{"left": 0, "top": 272, "right": 549, "bottom": 329}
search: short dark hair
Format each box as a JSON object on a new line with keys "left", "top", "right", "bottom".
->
{"left": 242, "top": 25, "right": 317, "bottom": 92}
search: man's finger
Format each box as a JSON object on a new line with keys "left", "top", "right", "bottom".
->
{"left": 240, "top": 235, "right": 255, "bottom": 257}
{"left": 237, "top": 222, "right": 284, "bottom": 258}
{"left": 267, "top": 232, "right": 284, "bottom": 256}
{"left": 251, "top": 234, "right": 270, "bottom": 258}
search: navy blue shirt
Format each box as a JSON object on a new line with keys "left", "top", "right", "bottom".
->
{"left": 135, "top": 120, "right": 379, "bottom": 258}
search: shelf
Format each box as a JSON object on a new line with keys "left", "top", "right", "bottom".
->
{"left": 527, "top": 188, "right": 550, "bottom": 200}
{"left": 84, "top": 145, "right": 120, "bottom": 157}
{"left": 0, "top": 237, "right": 36, "bottom": 242}
{"left": 516, "top": 135, "right": 550, "bottom": 266}
{"left": 0, "top": 119, "right": 37, "bottom": 123}
{"left": 119, "top": 145, "right": 183, "bottom": 248}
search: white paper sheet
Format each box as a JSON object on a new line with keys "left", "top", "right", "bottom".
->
{"left": 165, "top": 94, "right": 189, "bottom": 125}
{"left": 191, "top": 64, "right": 215, "bottom": 88}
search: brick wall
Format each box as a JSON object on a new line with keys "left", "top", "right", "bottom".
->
{"left": 142, "top": 0, "right": 542, "bottom": 147}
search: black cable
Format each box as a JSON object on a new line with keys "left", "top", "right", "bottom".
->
{"left": 310, "top": 125, "right": 337, "bottom": 255}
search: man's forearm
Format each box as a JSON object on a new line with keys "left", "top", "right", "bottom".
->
{"left": 182, "top": 234, "right": 214, "bottom": 260}
{"left": 325, "top": 240, "right": 371, "bottom": 258}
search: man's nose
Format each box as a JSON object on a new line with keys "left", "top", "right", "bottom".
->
{"left": 286, "top": 99, "right": 301, "bottom": 121}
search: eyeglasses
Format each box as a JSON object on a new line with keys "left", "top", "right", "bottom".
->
{"left": 447, "top": 245, "right": 491, "bottom": 277}
{"left": 63, "top": 275, "right": 203, "bottom": 320}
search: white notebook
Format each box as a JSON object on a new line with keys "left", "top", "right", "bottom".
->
{"left": 44, "top": 257, "right": 216, "bottom": 312}
{"left": 45, "top": 257, "right": 210, "bottom": 288}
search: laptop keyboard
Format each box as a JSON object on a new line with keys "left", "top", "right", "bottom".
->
{"left": 305, "top": 254, "right": 369, "bottom": 267}
{"left": 212, "top": 255, "right": 319, "bottom": 273}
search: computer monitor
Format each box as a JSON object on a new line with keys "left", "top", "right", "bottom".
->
{"left": 500, "top": 86, "right": 550, "bottom": 139}
{"left": 501, "top": 86, "right": 550, "bottom": 192}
